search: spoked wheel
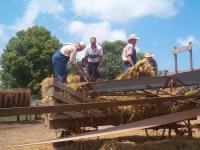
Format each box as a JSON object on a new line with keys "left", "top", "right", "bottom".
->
{"left": 174, "top": 120, "right": 193, "bottom": 138}
{"left": 53, "top": 129, "right": 73, "bottom": 147}
{"left": 65, "top": 120, "right": 100, "bottom": 150}
{"left": 145, "top": 127, "right": 166, "bottom": 140}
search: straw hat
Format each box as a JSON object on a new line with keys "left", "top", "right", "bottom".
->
{"left": 78, "top": 41, "right": 86, "bottom": 50}
{"left": 128, "top": 34, "right": 139, "bottom": 41}
{"left": 145, "top": 52, "right": 154, "bottom": 58}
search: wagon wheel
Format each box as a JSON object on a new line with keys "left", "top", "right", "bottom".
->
{"left": 174, "top": 120, "right": 193, "bottom": 138}
{"left": 145, "top": 127, "right": 166, "bottom": 140}
{"left": 66, "top": 119, "right": 100, "bottom": 150}
{"left": 53, "top": 129, "right": 73, "bottom": 147}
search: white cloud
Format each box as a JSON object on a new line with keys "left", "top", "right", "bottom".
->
{"left": 177, "top": 35, "right": 200, "bottom": 49}
{"left": 67, "top": 20, "right": 128, "bottom": 60}
{"left": 72, "top": 0, "right": 183, "bottom": 23}
{"left": 11, "top": 0, "right": 64, "bottom": 31}
{"left": 0, "top": 25, "right": 8, "bottom": 44}
{"left": 67, "top": 21, "right": 127, "bottom": 43}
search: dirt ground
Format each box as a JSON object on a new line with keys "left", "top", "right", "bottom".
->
{"left": 1, "top": 121, "right": 200, "bottom": 150}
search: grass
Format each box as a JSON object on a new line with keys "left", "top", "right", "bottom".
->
{"left": 0, "top": 115, "right": 40, "bottom": 122}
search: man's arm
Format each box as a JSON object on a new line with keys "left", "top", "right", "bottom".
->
{"left": 71, "top": 63, "right": 90, "bottom": 82}
{"left": 126, "top": 44, "right": 134, "bottom": 66}
{"left": 97, "top": 47, "right": 103, "bottom": 72}
{"left": 127, "top": 55, "right": 134, "bottom": 66}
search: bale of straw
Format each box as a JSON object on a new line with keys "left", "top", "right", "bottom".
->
{"left": 116, "top": 59, "right": 155, "bottom": 80}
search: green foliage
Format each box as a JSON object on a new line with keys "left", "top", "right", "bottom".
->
{"left": 0, "top": 26, "right": 60, "bottom": 93}
{"left": 101, "top": 40, "right": 125, "bottom": 79}
{"left": 137, "top": 52, "right": 145, "bottom": 61}
{"left": 101, "top": 40, "right": 145, "bottom": 80}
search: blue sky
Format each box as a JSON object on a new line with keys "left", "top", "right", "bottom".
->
{"left": 0, "top": 0, "right": 200, "bottom": 72}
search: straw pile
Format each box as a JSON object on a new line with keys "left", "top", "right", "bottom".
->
{"left": 41, "top": 77, "right": 54, "bottom": 105}
{"left": 67, "top": 74, "right": 82, "bottom": 90}
{"left": 41, "top": 74, "right": 87, "bottom": 105}
{"left": 40, "top": 60, "right": 198, "bottom": 123}
{"left": 116, "top": 59, "right": 155, "bottom": 80}
{"left": 104, "top": 59, "right": 197, "bottom": 122}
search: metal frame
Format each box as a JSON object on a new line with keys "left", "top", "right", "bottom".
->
{"left": 86, "top": 69, "right": 200, "bottom": 94}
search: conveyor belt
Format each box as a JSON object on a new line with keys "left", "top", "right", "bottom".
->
{"left": 87, "top": 69, "right": 200, "bottom": 94}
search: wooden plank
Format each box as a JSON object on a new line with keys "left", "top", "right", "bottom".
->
{"left": 173, "top": 45, "right": 192, "bottom": 54}
{"left": 1, "top": 94, "right": 200, "bottom": 117}
{"left": 0, "top": 90, "right": 2, "bottom": 107}
{"left": 0, "top": 89, "right": 31, "bottom": 108}
{"left": 44, "top": 88, "right": 80, "bottom": 104}
{"left": 87, "top": 69, "right": 200, "bottom": 94}
{"left": 12, "top": 107, "right": 200, "bottom": 147}
{"left": 52, "top": 102, "right": 87, "bottom": 119}
{"left": 42, "top": 79, "right": 84, "bottom": 99}
{"left": 4, "top": 92, "right": 9, "bottom": 108}
{"left": 48, "top": 115, "right": 120, "bottom": 129}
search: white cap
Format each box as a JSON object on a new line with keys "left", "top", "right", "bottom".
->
{"left": 128, "top": 34, "right": 139, "bottom": 41}
{"left": 145, "top": 52, "right": 154, "bottom": 58}
{"left": 78, "top": 41, "right": 86, "bottom": 50}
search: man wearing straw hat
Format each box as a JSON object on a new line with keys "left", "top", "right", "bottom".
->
{"left": 122, "top": 34, "right": 139, "bottom": 71}
{"left": 144, "top": 52, "right": 158, "bottom": 75}
{"left": 52, "top": 42, "right": 88, "bottom": 83}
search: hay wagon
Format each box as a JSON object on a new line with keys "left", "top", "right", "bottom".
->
{"left": 39, "top": 68, "right": 200, "bottom": 141}
{"left": 1, "top": 42, "right": 200, "bottom": 147}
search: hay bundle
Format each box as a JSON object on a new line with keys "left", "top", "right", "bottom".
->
{"left": 111, "top": 60, "right": 197, "bottom": 122}
{"left": 67, "top": 74, "right": 80, "bottom": 83}
{"left": 41, "top": 77, "right": 54, "bottom": 105}
{"left": 111, "top": 59, "right": 163, "bottom": 122}
{"left": 116, "top": 59, "right": 155, "bottom": 80}
{"left": 40, "top": 75, "right": 87, "bottom": 104}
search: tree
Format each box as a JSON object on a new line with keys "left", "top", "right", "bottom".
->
{"left": 0, "top": 26, "right": 60, "bottom": 94}
{"left": 101, "top": 40, "right": 145, "bottom": 80}
{"left": 101, "top": 40, "right": 125, "bottom": 79}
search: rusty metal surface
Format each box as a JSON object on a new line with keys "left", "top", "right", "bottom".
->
{"left": 1, "top": 94, "right": 200, "bottom": 117}
{"left": 87, "top": 69, "right": 200, "bottom": 94}
{"left": 12, "top": 107, "right": 200, "bottom": 147}
{"left": 172, "top": 69, "right": 200, "bottom": 86}
{"left": 88, "top": 76, "right": 168, "bottom": 93}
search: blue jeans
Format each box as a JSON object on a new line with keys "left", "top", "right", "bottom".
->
{"left": 52, "top": 49, "right": 69, "bottom": 83}
{"left": 123, "top": 61, "right": 132, "bottom": 71}
{"left": 122, "top": 50, "right": 137, "bottom": 71}
{"left": 88, "top": 62, "right": 100, "bottom": 78}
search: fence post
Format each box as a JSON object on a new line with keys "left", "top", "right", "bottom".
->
{"left": 189, "top": 42, "right": 193, "bottom": 71}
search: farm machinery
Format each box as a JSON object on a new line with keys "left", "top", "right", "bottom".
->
{"left": 1, "top": 42, "right": 200, "bottom": 147}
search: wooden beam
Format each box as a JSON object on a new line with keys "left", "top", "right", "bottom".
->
{"left": 1, "top": 94, "right": 200, "bottom": 117}
{"left": 43, "top": 88, "right": 80, "bottom": 104}
{"left": 41, "top": 79, "right": 84, "bottom": 99}
{"left": 12, "top": 107, "right": 200, "bottom": 147}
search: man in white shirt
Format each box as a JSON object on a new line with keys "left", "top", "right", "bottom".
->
{"left": 52, "top": 42, "right": 87, "bottom": 83}
{"left": 84, "top": 37, "right": 103, "bottom": 80}
{"left": 122, "top": 34, "right": 139, "bottom": 71}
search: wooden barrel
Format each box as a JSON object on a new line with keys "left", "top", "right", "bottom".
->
{"left": 0, "top": 88, "right": 31, "bottom": 108}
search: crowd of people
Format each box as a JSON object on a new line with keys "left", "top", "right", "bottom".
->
{"left": 52, "top": 34, "right": 157, "bottom": 83}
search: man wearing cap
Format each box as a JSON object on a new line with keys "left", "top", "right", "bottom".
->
{"left": 144, "top": 52, "right": 158, "bottom": 75}
{"left": 52, "top": 42, "right": 87, "bottom": 83}
{"left": 84, "top": 37, "right": 103, "bottom": 81}
{"left": 122, "top": 34, "right": 139, "bottom": 71}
